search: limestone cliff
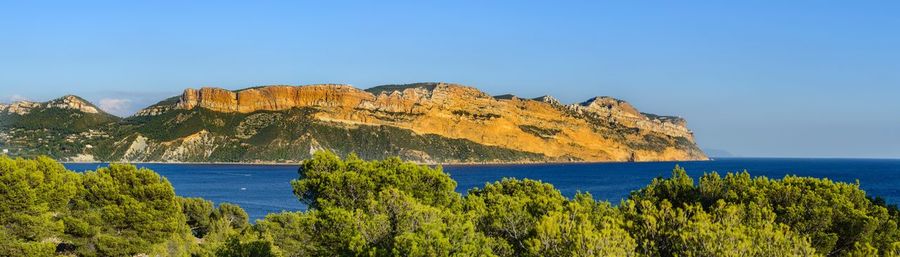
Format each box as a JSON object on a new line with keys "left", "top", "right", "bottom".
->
{"left": 129, "top": 83, "right": 707, "bottom": 162}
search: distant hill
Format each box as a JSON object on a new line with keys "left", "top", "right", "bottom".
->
{"left": 0, "top": 83, "right": 707, "bottom": 163}
{"left": 703, "top": 148, "right": 735, "bottom": 158}
{"left": 0, "top": 95, "right": 119, "bottom": 131}
{"left": 0, "top": 96, "right": 120, "bottom": 159}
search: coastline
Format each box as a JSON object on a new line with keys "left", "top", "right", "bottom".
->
{"left": 60, "top": 158, "right": 713, "bottom": 166}
{"left": 60, "top": 157, "right": 900, "bottom": 167}
{"left": 58, "top": 157, "right": 900, "bottom": 167}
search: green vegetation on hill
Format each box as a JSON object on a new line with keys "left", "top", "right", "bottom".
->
{"left": 518, "top": 125, "right": 562, "bottom": 139}
{"left": 0, "top": 104, "right": 120, "bottom": 160}
{"left": 101, "top": 107, "right": 544, "bottom": 163}
{"left": 364, "top": 82, "right": 441, "bottom": 95}
{"left": 1, "top": 153, "right": 898, "bottom": 256}
{"left": 1, "top": 108, "right": 119, "bottom": 133}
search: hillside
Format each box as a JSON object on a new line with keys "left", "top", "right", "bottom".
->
{"left": 1, "top": 83, "right": 707, "bottom": 163}
{"left": 0, "top": 95, "right": 119, "bottom": 131}
{"left": 0, "top": 96, "right": 120, "bottom": 159}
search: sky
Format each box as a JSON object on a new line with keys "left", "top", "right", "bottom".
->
{"left": 1, "top": 1, "right": 898, "bottom": 158}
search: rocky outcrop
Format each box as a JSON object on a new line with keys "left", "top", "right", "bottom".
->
{"left": 47, "top": 95, "right": 101, "bottom": 114}
{"left": 568, "top": 97, "right": 694, "bottom": 139}
{"left": 1, "top": 95, "right": 101, "bottom": 115}
{"left": 133, "top": 83, "right": 707, "bottom": 162}
{"left": 0, "top": 101, "right": 41, "bottom": 115}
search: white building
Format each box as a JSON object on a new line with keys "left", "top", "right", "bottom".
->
{"left": 2, "top": 149, "right": 8, "bottom": 154}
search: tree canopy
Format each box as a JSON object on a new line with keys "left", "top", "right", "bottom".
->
{"left": 0, "top": 153, "right": 898, "bottom": 256}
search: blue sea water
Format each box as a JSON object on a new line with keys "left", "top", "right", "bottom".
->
{"left": 64, "top": 158, "right": 900, "bottom": 222}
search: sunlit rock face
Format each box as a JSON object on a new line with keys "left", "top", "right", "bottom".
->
{"left": 1, "top": 95, "right": 101, "bottom": 115}
{"left": 136, "top": 83, "right": 707, "bottom": 162}
{"left": 0, "top": 101, "right": 41, "bottom": 115}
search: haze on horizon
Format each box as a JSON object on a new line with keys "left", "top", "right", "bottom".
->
{"left": 1, "top": 1, "right": 898, "bottom": 159}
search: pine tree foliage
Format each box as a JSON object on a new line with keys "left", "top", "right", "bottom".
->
{"left": 0, "top": 154, "right": 898, "bottom": 256}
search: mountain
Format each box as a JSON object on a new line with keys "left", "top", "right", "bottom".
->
{"left": 0, "top": 95, "right": 119, "bottom": 130}
{"left": 0, "top": 83, "right": 707, "bottom": 163}
{"left": 0, "top": 95, "right": 120, "bottom": 160}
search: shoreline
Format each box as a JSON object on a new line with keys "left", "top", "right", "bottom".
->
{"left": 60, "top": 158, "right": 714, "bottom": 166}
{"left": 58, "top": 157, "right": 900, "bottom": 167}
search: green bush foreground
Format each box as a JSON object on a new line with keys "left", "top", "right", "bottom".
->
{"left": 1, "top": 152, "right": 899, "bottom": 256}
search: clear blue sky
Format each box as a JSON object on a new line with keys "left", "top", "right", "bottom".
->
{"left": 1, "top": 1, "right": 898, "bottom": 158}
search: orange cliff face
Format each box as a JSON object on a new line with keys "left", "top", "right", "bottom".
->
{"left": 137, "top": 83, "right": 708, "bottom": 162}
{"left": 176, "top": 85, "right": 373, "bottom": 113}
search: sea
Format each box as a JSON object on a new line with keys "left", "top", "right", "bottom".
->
{"left": 64, "top": 158, "right": 900, "bottom": 222}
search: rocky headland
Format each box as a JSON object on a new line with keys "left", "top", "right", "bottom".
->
{"left": 1, "top": 83, "right": 707, "bottom": 163}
